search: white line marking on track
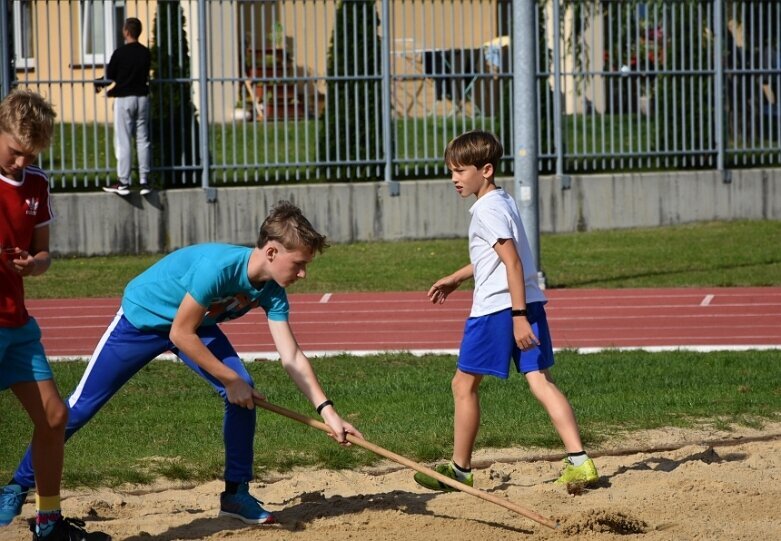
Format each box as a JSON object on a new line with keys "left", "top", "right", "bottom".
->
{"left": 319, "top": 293, "right": 332, "bottom": 303}
{"left": 47, "top": 344, "right": 781, "bottom": 362}
{"left": 700, "top": 294, "right": 715, "bottom": 306}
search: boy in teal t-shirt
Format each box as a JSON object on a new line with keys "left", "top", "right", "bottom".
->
{"left": 2, "top": 201, "right": 361, "bottom": 527}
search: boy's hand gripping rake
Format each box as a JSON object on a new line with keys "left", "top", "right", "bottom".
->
{"left": 254, "top": 398, "right": 559, "bottom": 530}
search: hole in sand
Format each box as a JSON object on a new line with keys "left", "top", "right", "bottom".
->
{"left": 558, "top": 510, "right": 647, "bottom": 535}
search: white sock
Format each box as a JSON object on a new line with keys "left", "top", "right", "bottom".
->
{"left": 450, "top": 461, "right": 471, "bottom": 480}
{"left": 568, "top": 452, "right": 589, "bottom": 467}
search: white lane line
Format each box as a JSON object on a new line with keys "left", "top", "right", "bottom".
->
{"left": 700, "top": 294, "right": 715, "bottom": 306}
{"left": 319, "top": 293, "right": 332, "bottom": 303}
{"left": 47, "top": 344, "right": 781, "bottom": 362}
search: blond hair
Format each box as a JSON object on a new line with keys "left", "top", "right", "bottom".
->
{"left": 257, "top": 201, "right": 328, "bottom": 254}
{"left": 444, "top": 130, "right": 503, "bottom": 172}
{"left": 0, "top": 89, "right": 56, "bottom": 152}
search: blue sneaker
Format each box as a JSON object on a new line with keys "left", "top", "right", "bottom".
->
{"left": 218, "top": 483, "right": 275, "bottom": 524}
{"left": 0, "top": 484, "right": 27, "bottom": 526}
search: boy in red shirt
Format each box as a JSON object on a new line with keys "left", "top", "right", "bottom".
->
{"left": 0, "top": 89, "right": 109, "bottom": 540}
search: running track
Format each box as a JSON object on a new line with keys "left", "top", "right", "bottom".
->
{"left": 28, "top": 287, "right": 781, "bottom": 360}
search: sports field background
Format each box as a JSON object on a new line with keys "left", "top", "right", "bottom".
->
{"left": 1, "top": 220, "right": 780, "bottom": 539}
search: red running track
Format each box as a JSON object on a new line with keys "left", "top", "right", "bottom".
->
{"left": 27, "top": 287, "right": 781, "bottom": 359}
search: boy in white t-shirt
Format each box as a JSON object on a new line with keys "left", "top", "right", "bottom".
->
{"left": 413, "top": 130, "right": 598, "bottom": 491}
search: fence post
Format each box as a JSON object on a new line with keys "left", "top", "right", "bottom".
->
{"left": 551, "top": 0, "right": 569, "bottom": 189}
{"left": 513, "top": 0, "right": 544, "bottom": 287}
{"left": 0, "top": 0, "right": 11, "bottom": 98}
{"left": 713, "top": 0, "right": 729, "bottom": 183}
{"left": 380, "top": 0, "right": 398, "bottom": 195}
{"left": 197, "top": 0, "right": 214, "bottom": 200}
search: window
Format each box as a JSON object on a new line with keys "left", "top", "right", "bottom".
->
{"left": 13, "top": 0, "right": 35, "bottom": 69}
{"left": 80, "top": 0, "right": 125, "bottom": 65}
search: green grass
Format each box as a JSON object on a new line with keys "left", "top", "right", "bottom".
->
{"left": 211, "top": 116, "right": 499, "bottom": 176}
{"left": 1, "top": 351, "right": 779, "bottom": 487}
{"left": 29, "top": 219, "right": 781, "bottom": 298}
{"left": 26, "top": 255, "right": 163, "bottom": 298}
{"left": 42, "top": 118, "right": 495, "bottom": 186}
{"left": 543, "top": 219, "right": 781, "bottom": 288}
{"left": 46, "top": 113, "right": 775, "bottom": 187}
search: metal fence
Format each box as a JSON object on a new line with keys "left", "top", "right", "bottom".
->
{"left": 1, "top": 0, "right": 779, "bottom": 190}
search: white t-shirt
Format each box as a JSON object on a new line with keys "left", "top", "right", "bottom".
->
{"left": 467, "top": 188, "right": 546, "bottom": 317}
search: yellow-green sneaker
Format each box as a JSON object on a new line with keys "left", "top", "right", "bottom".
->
{"left": 414, "top": 463, "right": 473, "bottom": 492}
{"left": 556, "top": 458, "right": 599, "bottom": 486}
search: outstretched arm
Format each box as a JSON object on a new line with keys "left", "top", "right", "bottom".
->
{"left": 268, "top": 319, "right": 362, "bottom": 444}
{"left": 428, "top": 263, "right": 473, "bottom": 304}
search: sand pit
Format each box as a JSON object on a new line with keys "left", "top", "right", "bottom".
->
{"left": 5, "top": 422, "right": 780, "bottom": 540}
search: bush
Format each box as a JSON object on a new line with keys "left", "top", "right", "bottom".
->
{"left": 149, "top": 0, "right": 201, "bottom": 187}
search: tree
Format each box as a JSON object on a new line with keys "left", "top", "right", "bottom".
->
{"left": 149, "top": 0, "right": 200, "bottom": 187}
{"left": 317, "top": 0, "right": 383, "bottom": 180}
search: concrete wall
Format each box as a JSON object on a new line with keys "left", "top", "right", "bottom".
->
{"left": 50, "top": 169, "right": 781, "bottom": 256}
{"left": 537, "top": 169, "right": 781, "bottom": 233}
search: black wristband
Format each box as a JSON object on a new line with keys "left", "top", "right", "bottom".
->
{"left": 511, "top": 309, "right": 528, "bottom": 317}
{"left": 316, "top": 399, "right": 334, "bottom": 415}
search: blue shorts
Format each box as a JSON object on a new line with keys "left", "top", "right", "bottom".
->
{"left": 457, "top": 302, "right": 554, "bottom": 379}
{"left": 0, "top": 318, "right": 52, "bottom": 390}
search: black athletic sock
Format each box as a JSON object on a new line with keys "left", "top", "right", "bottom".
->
{"left": 224, "top": 480, "right": 240, "bottom": 494}
{"left": 450, "top": 461, "right": 472, "bottom": 482}
{"left": 451, "top": 462, "right": 472, "bottom": 473}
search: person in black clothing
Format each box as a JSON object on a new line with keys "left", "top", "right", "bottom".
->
{"left": 97, "top": 17, "right": 152, "bottom": 196}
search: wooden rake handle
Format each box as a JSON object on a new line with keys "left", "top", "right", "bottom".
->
{"left": 254, "top": 398, "right": 558, "bottom": 530}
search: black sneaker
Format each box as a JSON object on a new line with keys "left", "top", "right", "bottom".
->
{"left": 29, "top": 516, "right": 111, "bottom": 540}
{"left": 139, "top": 184, "right": 153, "bottom": 196}
{"left": 102, "top": 182, "right": 130, "bottom": 196}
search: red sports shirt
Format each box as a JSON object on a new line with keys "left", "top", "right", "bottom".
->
{"left": 0, "top": 166, "right": 54, "bottom": 327}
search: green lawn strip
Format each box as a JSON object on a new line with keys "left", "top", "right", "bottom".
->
{"left": 545, "top": 220, "right": 781, "bottom": 288}
{"left": 1, "top": 350, "right": 779, "bottom": 488}
{"left": 45, "top": 114, "right": 686, "bottom": 185}
{"left": 27, "top": 255, "right": 162, "bottom": 299}
{"left": 31, "top": 220, "right": 781, "bottom": 299}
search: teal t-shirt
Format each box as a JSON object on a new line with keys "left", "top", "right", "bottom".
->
{"left": 121, "top": 243, "right": 289, "bottom": 331}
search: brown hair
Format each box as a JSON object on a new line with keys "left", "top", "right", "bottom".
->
{"left": 444, "top": 130, "right": 503, "bottom": 171}
{"left": 0, "top": 89, "right": 56, "bottom": 152}
{"left": 124, "top": 18, "right": 143, "bottom": 39}
{"left": 257, "top": 201, "right": 328, "bottom": 254}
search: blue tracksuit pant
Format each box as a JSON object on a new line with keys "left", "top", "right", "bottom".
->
{"left": 12, "top": 310, "right": 256, "bottom": 487}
